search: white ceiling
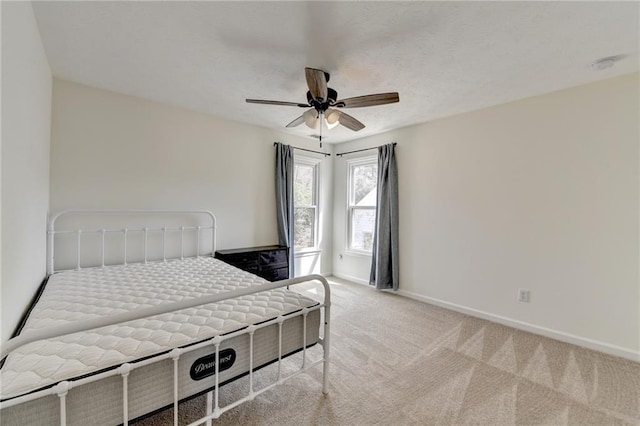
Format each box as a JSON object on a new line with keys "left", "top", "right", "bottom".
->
{"left": 32, "top": 1, "right": 639, "bottom": 144}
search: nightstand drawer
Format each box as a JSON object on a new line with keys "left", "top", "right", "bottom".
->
{"left": 215, "top": 245, "right": 289, "bottom": 282}
{"left": 260, "top": 267, "right": 289, "bottom": 282}
{"left": 259, "top": 250, "right": 287, "bottom": 267}
{"left": 222, "top": 252, "right": 258, "bottom": 266}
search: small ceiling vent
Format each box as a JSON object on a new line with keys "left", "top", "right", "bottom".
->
{"left": 590, "top": 55, "right": 626, "bottom": 71}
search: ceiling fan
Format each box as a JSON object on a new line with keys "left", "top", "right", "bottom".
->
{"left": 246, "top": 67, "right": 399, "bottom": 144}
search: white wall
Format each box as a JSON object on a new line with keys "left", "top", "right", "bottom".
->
{"left": 333, "top": 74, "right": 640, "bottom": 359}
{"left": 1, "top": 2, "right": 53, "bottom": 342}
{"left": 49, "top": 80, "right": 333, "bottom": 274}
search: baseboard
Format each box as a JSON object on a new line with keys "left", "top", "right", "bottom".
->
{"left": 396, "top": 289, "right": 639, "bottom": 362}
{"left": 331, "top": 272, "right": 370, "bottom": 287}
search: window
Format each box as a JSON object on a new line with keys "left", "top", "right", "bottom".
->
{"left": 347, "top": 157, "right": 378, "bottom": 253}
{"left": 294, "top": 157, "right": 319, "bottom": 251}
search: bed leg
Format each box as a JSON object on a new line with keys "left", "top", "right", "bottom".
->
{"left": 322, "top": 304, "right": 330, "bottom": 395}
{"left": 54, "top": 381, "right": 70, "bottom": 426}
{"left": 206, "top": 391, "right": 213, "bottom": 426}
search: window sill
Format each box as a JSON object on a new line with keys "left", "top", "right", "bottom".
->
{"left": 344, "top": 249, "right": 372, "bottom": 258}
{"left": 294, "top": 249, "right": 322, "bottom": 257}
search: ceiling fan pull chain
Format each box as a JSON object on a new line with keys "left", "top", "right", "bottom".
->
{"left": 319, "top": 112, "right": 324, "bottom": 148}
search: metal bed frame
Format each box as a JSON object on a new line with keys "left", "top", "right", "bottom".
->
{"left": 0, "top": 210, "right": 331, "bottom": 426}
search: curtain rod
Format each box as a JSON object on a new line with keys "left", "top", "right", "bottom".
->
{"left": 336, "top": 142, "right": 397, "bottom": 157}
{"left": 273, "top": 143, "right": 331, "bottom": 157}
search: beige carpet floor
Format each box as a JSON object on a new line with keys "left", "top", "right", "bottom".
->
{"left": 137, "top": 277, "right": 640, "bottom": 425}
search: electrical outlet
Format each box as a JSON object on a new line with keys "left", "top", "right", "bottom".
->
{"left": 518, "top": 289, "right": 531, "bottom": 303}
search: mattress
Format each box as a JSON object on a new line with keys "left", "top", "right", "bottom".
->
{"left": 0, "top": 257, "right": 321, "bottom": 424}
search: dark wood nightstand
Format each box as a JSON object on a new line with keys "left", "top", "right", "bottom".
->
{"left": 215, "top": 245, "right": 289, "bottom": 281}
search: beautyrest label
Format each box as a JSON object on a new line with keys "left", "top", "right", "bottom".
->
{"left": 190, "top": 349, "right": 236, "bottom": 380}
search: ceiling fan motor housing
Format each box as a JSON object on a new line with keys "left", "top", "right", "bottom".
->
{"left": 307, "top": 87, "right": 338, "bottom": 111}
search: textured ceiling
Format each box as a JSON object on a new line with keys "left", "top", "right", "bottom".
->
{"left": 32, "top": 1, "right": 639, "bottom": 144}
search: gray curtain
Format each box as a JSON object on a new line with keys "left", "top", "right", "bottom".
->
{"left": 370, "top": 143, "right": 399, "bottom": 290}
{"left": 275, "top": 142, "right": 295, "bottom": 278}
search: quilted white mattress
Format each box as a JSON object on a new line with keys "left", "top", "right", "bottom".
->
{"left": 1, "top": 257, "right": 318, "bottom": 400}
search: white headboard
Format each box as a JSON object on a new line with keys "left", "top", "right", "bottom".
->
{"left": 47, "top": 210, "right": 216, "bottom": 274}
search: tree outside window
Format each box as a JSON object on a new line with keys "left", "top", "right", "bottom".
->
{"left": 294, "top": 158, "right": 319, "bottom": 251}
{"left": 348, "top": 158, "right": 378, "bottom": 253}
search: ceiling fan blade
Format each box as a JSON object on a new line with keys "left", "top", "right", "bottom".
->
{"left": 336, "top": 111, "right": 365, "bottom": 131}
{"left": 246, "top": 99, "right": 308, "bottom": 107}
{"left": 305, "top": 68, "right": 328, "bottom": 102}
{"left": 285, "top": 115, "right": 306, "bottom": 128}
{"left": 335, "top": 92, "right": 399, "bottom": 108}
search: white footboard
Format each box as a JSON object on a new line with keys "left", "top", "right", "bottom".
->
{"left": 1, "top": 275, "right": 331, "bottom": 426}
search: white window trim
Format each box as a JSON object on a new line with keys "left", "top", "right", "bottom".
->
{"left": 345, "top": 155, "right": 377, "bottom": 256}
{"left": 294, "top": 155, "right": 321, "bottom": 254}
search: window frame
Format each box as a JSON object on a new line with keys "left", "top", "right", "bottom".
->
{"left": 346, "top": 155, "right": 378, "bottom": 255}
{"left": 293, "top": 155, "right": 320, "bottom": 253}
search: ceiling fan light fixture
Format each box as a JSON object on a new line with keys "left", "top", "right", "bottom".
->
{"left": 324, "top": 109, "right": 340, "bottom": 129}
{"left": 303, "top": 109, "right": 319, "bottom": 129}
